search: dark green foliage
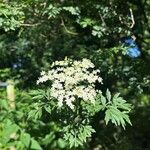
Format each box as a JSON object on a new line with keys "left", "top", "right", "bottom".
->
{"left": 25, "top": 88, "right": 131, "bottom": 148}
{"left": 0, "top": 0, "right": 150, "bottom": 149}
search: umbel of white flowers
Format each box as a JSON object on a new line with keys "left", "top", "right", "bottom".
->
{"left": 37, "top": 58, "right": 103, "bottom": 109}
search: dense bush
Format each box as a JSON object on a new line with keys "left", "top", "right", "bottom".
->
{"left": 0, "top": 0, "right": 150, "bottom": 149}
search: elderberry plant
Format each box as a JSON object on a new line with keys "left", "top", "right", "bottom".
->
{"left": 30, "top": 58, "right": 132, "bottom": 148}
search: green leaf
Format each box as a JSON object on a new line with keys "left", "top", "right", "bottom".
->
{"left": 0, "top": 99, "right": 9, "bottom": 110}
{"left": 20, "top": 132, "right": 31, "bottom": 148}
{"left": 113, "top": 93, "right": 120, "bottom": 100}
{"left": 42, "top": 133, "right": 55, "bottom": 145}
{"left": 101, "top": 95, "right": 106, "bottom": 106}
{"left": 57, "top": 139, "right": 67, "bottom": 148}
{"left": 44, "top": 105, "right": 52, "bottom": 114}
{"left": 3, "top": 123, "right": 19, "bottom": 138}
{"left": 28, "top": 108, "right": 42, "bottom": 120}
{"left": 63, "top": 125, "right": 95, "bottom": 148}
{"left": 103, "top": 91, "right": 132, "bottom": 128}
{"left": 122, "top": 113, "right": 132, "bottom": 126}
{"left": 106, "top": 89, "right": 111, "bottom": 101}
{"left": 63, "top": 6, "right": 80, "bottom": 16}
{"left": 105, "top": 109, "right": 111, "bottom": 125}
{"left": 30, "top": 139, "right": 42, "bottom": 150}
{"left": 28, "top": 110, "right": 37, "bottom": 119}
{"left": 109, "top": 108, "right": 122, "bottom": 125}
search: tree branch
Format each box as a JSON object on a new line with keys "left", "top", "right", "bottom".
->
{"left": 99, "top": 13, "right": 106, "bottom": 26}
{"left": 129, "top": 8, "right": 135, "bottom": 28}
{"left": 20, "top": 23, "right": 40, "bottom": 27}
{"left": 61, "top": 18, "right": 78, "bottom": 35}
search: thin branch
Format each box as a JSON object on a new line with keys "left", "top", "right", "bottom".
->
{"left": 20, "top": 23, "right": 40, "bottom": 27}
{"left": 119, "top": 15, "right": 124, "bottom": 24}
{"left": 99, "top": 13, "right": 106, "bottom": 26}
{"left": 61, "top": 18, "right": 78, "bottom": 35}
{"left": 119, "top": 9, "right": 135, "bottom": 29}
{"left": 129, "top": 8, "right": 135, "bottom": 28}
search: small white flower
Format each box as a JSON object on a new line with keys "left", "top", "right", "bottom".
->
{"left": 41, "top": 71, "right": 46, "bottom": 76}
{"left": 37, "top": 58, "right": 102, "bottom": 109}
{"left": 98, "top": 77, "right": 103, "bottom": 83}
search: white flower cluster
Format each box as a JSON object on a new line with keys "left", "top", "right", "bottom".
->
{"left": 37, "top": 58, "right": 102, "bottom": 109}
